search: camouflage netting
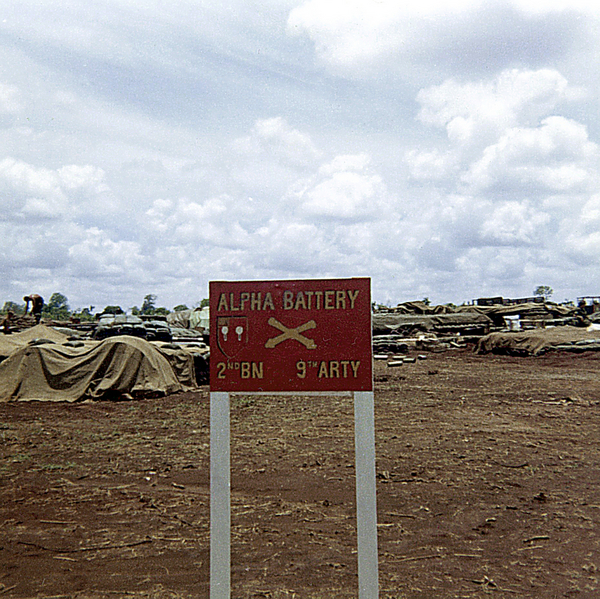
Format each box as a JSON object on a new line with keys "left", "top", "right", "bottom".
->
{"left": 475, "top": 326, "right": 600, "bottom": 356}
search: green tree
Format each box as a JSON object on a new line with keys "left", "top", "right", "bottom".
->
{"left": 43, "top": 293, "right": 70, "bottom": 320}
{"left": 102, "top": 305, "right": 124, "bottom": 315}
{"left": 534, "top": 286, "right": 553, "bottom": 301}
{"left": 173, "top": 304, "right": 189, "bottom": 312}
{"left": 154, "top": 307, "right": 170, "bottom": 316}
{"left": 1, "top": 300, "right": 22, "bottom": 315}
{"left": 141, "top": 294, "right": 157, "bottom": 315}
{"left": 195, "top": 298, "right": 209, "bottom": 309}
{"left": 73, "top": 307, "right": 95, "bottom": 322}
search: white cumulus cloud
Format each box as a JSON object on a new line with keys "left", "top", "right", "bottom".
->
{"left": 0, "top": 1, "right": 599, "bottom": 307}
{"left": 287, "top": 1, "right": 599, "bottom": 82}
{"left": 463, "top": 116, "right": 598, "bottom": 193}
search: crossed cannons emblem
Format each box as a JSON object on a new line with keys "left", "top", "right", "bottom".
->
{"left": 264, "top": 317, "right": 317, "bottom": 349}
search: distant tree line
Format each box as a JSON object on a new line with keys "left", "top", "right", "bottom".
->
{"left": 0, "top": 293, "right": 210, "bottom": 321}
{"left": 2, "top": 288, "right": 556, "bottom": 320}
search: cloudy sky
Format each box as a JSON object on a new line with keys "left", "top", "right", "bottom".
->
{"left": 1, "top": 0, "right": 599, "bottom": 311}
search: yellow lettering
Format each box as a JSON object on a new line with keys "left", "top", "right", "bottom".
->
{"left": 350, "top": 361, "right": 360, "bottom": 377}
{"left": 304, "top": 291, "right": 314, "bottom": 309}
{"left": 229, "top": 293, "right": 239, "bottom": 311}
{"left": 217, "top": 362, "right": 226, "bottom": 378}
{"left": 294, "top": 291, "right": 307, "bottom": 310}
{"left": 263, "top": 292, "right": 275, "bottom": 310}
{"left": 217, "top": 294, "right": 228, "bottom": 311}
{"left": 318, "top": 361, "right": 328, "bottom": 378}
{"left": 241, "top": 362, "right": 251, "bottom": 379}
{"left": 314, "top": 291, "right": 323, "bottom": 309}
{"left": 341, "top": 360, "right": 350, "bottom": 377}
{"left": 283, "top": 290, "right": 294, "bottom": 310}
{"left": 220, "top": 287, "right": 360, "bottom": 312}
{"left": 251, "top": 292, "right": 262, "bottom": 310}
{"left": 296, "top": 360, "right": 306, "bottom": 379}
{"left": 240, "top": 292, "right": 250, "bottom": 311}
{"left": 325, "top": 290, "right": 335, "bottom": 309}
{"left": 239, "top": 361, "right": 264, "bottom": 378}
{"left": 330, "top": 361, "right": 340, "bottom": 378}
{"left": 252, "top": 362, "right": 263, "bottom": 379}
{"left": 220, "top": 287, "right": 360, "bottom": 313}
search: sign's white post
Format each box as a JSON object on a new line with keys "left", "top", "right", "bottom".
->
{"left": 354, "top": 390, "right": 379, "bottom": 598}
{"left": 210, "top": 391, "right": 230, "bottom": 599}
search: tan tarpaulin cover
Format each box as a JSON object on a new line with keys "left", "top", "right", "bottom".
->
{"left": 476, "top": 326, "right": 600, "bottom": 356}
{"left": 167, "top": 309, "right": 192, "bottom": 328}
{"left": 0, "top": 335, "right": 184, "bottom": 402}
{"left": 0, "top": 324, "right": 71, "bottom": 359}
{"left": 373, "top": 312, "right": 492, "bottom": 335}
{"left": 393, "top": 301, "right": 455, "bottom": 314}
{"left": 154, "top": 344, "right": 200, "bottom": 390}
{"left": 166, "top": 308, "right": 208, "bottom": 331}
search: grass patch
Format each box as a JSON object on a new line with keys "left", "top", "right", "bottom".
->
{"left": 10, "top": 453, "right": 30, "bottom": 463}
{"left": 232, "top": 396, "right": 255, "bottom": 408}
{"left": 39, "top": 461, "right": 77, "bottom": 471}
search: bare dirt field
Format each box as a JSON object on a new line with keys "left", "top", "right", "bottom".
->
{"left": 1, "top": 349, "right": 600, "bottom": 598}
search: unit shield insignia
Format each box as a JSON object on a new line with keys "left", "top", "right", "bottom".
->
{"left": 216, "top": 316, "right": 248, "bottom": 358}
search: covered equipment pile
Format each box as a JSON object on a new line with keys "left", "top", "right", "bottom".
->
{"left": 476, "top": 326, "right": 600, "bottom": 356}
{"left": 0, "top": 326, "right": 205, "bottom": 402}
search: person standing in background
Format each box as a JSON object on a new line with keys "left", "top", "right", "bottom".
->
{"left": 24, "top": 294, "right": 44, "bottom": 324}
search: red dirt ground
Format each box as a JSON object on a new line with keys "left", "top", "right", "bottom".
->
{"left": 1, "top": 349, "right": 600, "bottom": 598}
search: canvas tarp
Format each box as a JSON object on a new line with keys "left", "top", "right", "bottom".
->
{"left": 486, "top": 302, "right": 575, "bottom": 318}
{"left": 392, "top": 301, "right": 455, "bottom": 315}
{"left": 0, "top": 335, "right": 184, "bottom": 402}
{"left": 0, "top": 324, "right": 71, "bottom": 360}
{"left": 476, "top": 326, "right": 600, "bottom": 356}
{"left": 456, "top": 302, "right": 583, "bottom": 326}
{"left": 154, "top": 343, "right": 204, "bottom": 389}
{"left": 167, "top": 307, "right": 209, "bottom": 331}
{"left": 167, "top": 309, "right": 192, "bottom": 329}
{"left": 190, "top": 307, "right": 209, "bottom": 330}
{"left": 373, "top": 312, "right": 492, "bottom": 336}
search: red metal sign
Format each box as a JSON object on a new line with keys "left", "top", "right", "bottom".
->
{"left": 209, "top": 278, "right": 372, "bottom": 392}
